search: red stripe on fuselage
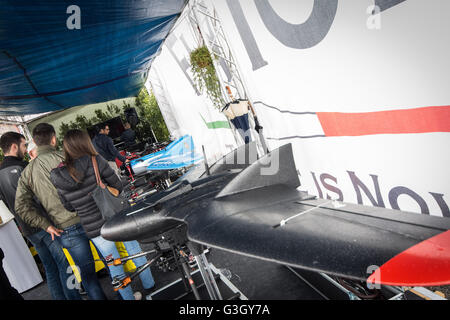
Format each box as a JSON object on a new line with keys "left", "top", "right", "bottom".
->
{"left": 317, "top": 105, "right": 450, "bottom": 137}
{"left": 367, "top": 230, "right": 450, "bottom": 287}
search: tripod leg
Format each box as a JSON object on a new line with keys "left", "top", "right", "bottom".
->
{"left": 180, "top": 259, "right": 201, "bottom": 300}
{"left": 172, "top": 246, "right": 189, "bottom": 292}
{"left": 187, "top": 242, "right": 222, "bottom": 300}
{"left": 195, "top": 254, "right": 218, "bottom": 300}
{"left": 201, "top": 253, "right": 223, "bottom": 300}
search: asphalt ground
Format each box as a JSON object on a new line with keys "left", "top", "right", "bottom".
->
{"left": 20, "top": 244, "right": 449, "bottom": 300}
{"left": 21, "top": 245, "right": 324, "bottom": 300}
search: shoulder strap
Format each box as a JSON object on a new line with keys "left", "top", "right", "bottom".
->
{"left": 91, "top": 156, "right": 105, "bottom": 188}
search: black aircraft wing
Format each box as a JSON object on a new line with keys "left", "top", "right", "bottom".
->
{"left": 102, "top": 142, "right": 450, "bottom": 287}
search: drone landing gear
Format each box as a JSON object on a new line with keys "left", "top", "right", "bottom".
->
{"left": 183, "top": 242, "right": 223, "bottom": 300}
{"left": 108, "top": 225, "right": 244, "bottom": 300}
{"left": 150, "top": 242, "right": 242, "bottom": 301}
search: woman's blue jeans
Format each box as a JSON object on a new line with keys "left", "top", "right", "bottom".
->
{"left": 27, "top": 229, "right": 81, "bottom": 300}
{"left": 56, "top": 224, "right": 107, "bottom": 300}
{"left": 91, "top": 236, "right": 155, "bottom": 300}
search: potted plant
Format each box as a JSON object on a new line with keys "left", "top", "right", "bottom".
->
{"left": 190, "top": 45, "right": 224, "bottom": 108}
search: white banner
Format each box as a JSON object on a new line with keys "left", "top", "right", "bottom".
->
{"left": 190, "top": 0, "right": 450, "bottom": 217}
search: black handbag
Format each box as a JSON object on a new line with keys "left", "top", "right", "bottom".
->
{"left": 91, "top": 156, "right": 130, "bottom": 221}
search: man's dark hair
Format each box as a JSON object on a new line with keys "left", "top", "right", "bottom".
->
{"left": 32, "top": 123, "right": 56, "bottom": 146}
{"left": 0, "top": 132, "right": 25, "bottom": 154}
{"left": 98, "top": 123, "right": 109, "bottom": 131}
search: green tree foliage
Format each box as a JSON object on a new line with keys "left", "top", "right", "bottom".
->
{"left": 57, "top": 88, "right": 169, "bottom": 143}
{"left": 134, "top": 87, "right": 170, "bottom": 142}
{"left": 58, "top": 102, "right": 127, "bottom": 142}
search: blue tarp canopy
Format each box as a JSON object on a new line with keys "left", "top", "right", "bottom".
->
{"left": 0, "top": 0, "right": 187, "bottom": 116}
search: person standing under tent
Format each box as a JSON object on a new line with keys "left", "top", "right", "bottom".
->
{"left": 0, "top": 132, "right": 81, "bottom": 300}
{"left": 120, "top": 122, "right": 136, "bottom": 148}
{"left": 14, "top": 123, "right": 107, "bottom": 300}
{"left": 92, "top": 124, "right": 128, "bottom": 177}
{"left": 50, "top": 129, "right": 155, "bottom": 300}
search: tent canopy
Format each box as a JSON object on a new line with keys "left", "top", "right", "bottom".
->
{"left": 0, "top": 0, "right": 187, "bottom": 116}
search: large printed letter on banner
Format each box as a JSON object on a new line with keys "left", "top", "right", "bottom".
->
{"left": 375, "top": 0, "right": 407, "bottom": 12}
{"left": 226, "top": 0, "right": 268, "bottom": 70}
{"left": 254, "top": 0, "right": 338, "bottom": 49}
{"left": 226, "top": 0, "right": 338, "bottom": 70}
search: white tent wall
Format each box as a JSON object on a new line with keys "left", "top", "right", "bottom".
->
{"left": 147, "top": 8, "right": 238, "bottom": 164}
{"left": 184, "top": 0, "right": 450, "bottom": 217}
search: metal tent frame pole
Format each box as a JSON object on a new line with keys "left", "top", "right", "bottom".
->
{"left": 188, "top": 0, "right": 269, "bottom": 155}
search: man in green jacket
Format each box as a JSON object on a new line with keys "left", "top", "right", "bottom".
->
{"left": 14, "top": 123, "right": 106, "bottom": 300}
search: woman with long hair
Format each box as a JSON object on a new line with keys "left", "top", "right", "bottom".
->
{"left": 50, "top": 129, "right": 155, "bottom": 300}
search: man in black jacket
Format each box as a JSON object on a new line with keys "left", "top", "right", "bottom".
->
{"left": 120, "top": 122, "right": 136, "bottom": 148}
{"left": 92, "top": 124, "right": 128, "bottom": 176}
{"left": 0, "top": 132, "right": 81, "bottom": 300}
